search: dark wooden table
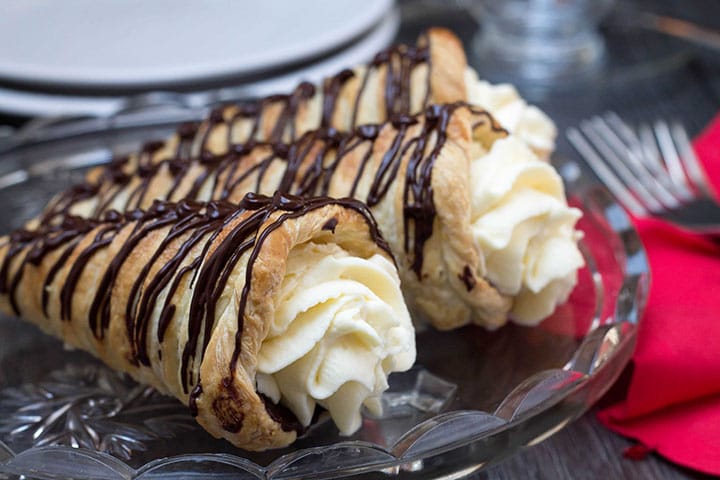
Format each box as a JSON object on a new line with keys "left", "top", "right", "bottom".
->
{"left": 483, "top": 413, "right": 713, "bottom": 480}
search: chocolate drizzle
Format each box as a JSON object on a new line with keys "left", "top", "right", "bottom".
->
{"left": 189, "top": 383, "right": 202, "bottom": 417}
{"left": 322, "top": 218, "right": 338, "bottom": 233}
{"left": 321, "top": 69, "right": 355, "bottom": 128}
{"left": 0, "top": 193, "right": 389, "bottom": 433}
{"left": 459, "top": 265, "right": 477, "bottom": 291}
{"left": 260, "top": 394, "right": 306, "bottom": 435}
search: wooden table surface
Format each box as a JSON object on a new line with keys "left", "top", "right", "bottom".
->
{"left": 482, "top": 414, "right": 712, "bottom": 480}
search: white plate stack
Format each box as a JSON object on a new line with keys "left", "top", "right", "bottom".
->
{"left": 0, "top": 0, "right": 398, "bottom": 117}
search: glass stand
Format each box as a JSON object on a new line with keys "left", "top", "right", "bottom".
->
{"left": 471, "top": 0, "right": 614, "bottom": 96}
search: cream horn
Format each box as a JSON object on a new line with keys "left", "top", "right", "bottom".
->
{"left": 0, "top": 193, "right": 416, "bottom": 450}
{"left": 39, "top": 103, "right": 582, "bottom": 330}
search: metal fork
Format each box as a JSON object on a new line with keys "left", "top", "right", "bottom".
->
{"left": 567, "top": 112, "right": 720, "bottom": 234}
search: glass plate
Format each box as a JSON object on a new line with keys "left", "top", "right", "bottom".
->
{"left": 0, "top": 123, "right": 649, "bottom": 480}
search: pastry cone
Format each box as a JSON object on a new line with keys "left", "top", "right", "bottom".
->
{"left": 39, "top": 103, "right": 581, "bottom": 330}
{"left": 0, "top": 194, "right": 416, "bottom": 450}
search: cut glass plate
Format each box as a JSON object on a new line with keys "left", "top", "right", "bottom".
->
{"left": 0, "top": 121, "right": 648, "bottom": 479}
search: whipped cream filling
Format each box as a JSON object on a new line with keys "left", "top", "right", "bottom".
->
{"left": 255, "top": 242, "right": 415, "bottom": 435}
{"left": 470, "top": 136, "right": 584, "bottom": 325}
{"left": 465, "top": 68, "right": 557, "bottom": 161}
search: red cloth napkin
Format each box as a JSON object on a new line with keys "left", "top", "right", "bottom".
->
{"left": 597, "top": 114, "right": 720, "bottom": 475}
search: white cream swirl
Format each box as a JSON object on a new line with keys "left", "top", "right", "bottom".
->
{"left": 465, "top": 68, "right": 557, "bottom": 161}
{"left": 255, "top": 242, "right": 415, "bottom": 435}
{"left": 470, "top": 136, "right": 584, "bottom": 325}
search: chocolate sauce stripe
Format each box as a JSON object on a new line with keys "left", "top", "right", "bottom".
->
{"left": 131, "top": 216, "right": 223, "bottom": 366}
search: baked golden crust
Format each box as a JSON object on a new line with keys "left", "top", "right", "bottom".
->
{"left": 0, "top": 195, "right": 393, "bottom": 450}
{"left": 423, "top": 27, "right": 468, "bottom": 106}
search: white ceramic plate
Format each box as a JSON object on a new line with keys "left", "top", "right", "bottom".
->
{"left": 0, "top": 10, "right": 399, "bottom": 118}
{"left": 0, "top": 0, "right": 392, "bottom": 89}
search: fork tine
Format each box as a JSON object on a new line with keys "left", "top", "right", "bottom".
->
{"left": 606, "top": 113, "right": 670, "bottom": 179}
{"left": 669, "top": 122, "right": 715, "bottom": 199}
{"left": 604, "top": 112, "right": 640, "bottom": 149}
{"left": 639, "top": 123, "right": 661, "bottom": 168}
{"left": 654, "top": 120, "right": 695, "bottom": 200}
{"left": 579, "top": 119, "right": 664, "bottom": 212}
{"left": 567, "top": 127, "right": 648, "bottom": 216}
{"left": 593, "top": 115, "right": 681, "bottom": 209}
{"left": 606, "top": 113, "right": 678, "bottom": 192}
{"left": 639, "top": 123, "right": 694, "bottom": 201}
